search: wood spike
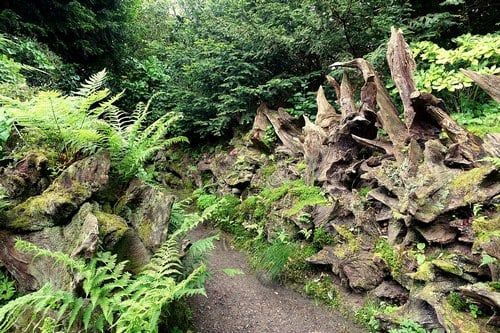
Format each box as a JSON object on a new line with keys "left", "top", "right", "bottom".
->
{"left": 461, "top": 69, "right": 500, "bottom": 102}
{"left": 386, "top": 27, "right": 417, "bottom": 129}
{"left": 315, "top": 85, "right": 340, "bottom": 129}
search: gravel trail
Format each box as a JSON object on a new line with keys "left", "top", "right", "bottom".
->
{"left": 188, "top": 224, "right": 366, "bottom": 333}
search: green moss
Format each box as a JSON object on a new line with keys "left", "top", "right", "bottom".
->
{"left": 447, "top": 291, "right": 467, "bottom": 312}
{"left": 5, "top": 188, "right": 84, "bottom": 230}
{"left": 94, "top": 208, "right": 129, "bottom": 248}
{"left": 296, "top": 160, "right": 307, "bottom": 172}
{"left": 472, "top": 214, "right": 500, "bottom": 243}
{"left": 304, "top": 276, "right": 339, "bottom": 308}
{"left": 441, "top": 302, "right": 481, "bottom": 333}
{"left": 332, "top": 225, "right": 360, "bottom": 258}
{"left": 450, "top": 166, "right": 492, "bottom": 203}
{"left": 408, "top": 261, "right": 435, "bottom": 281}
{"left": 312, "top": 227, "right": 336, "bottom": 249}
{"left": 261, "top": 162, "right": 277, "bottom": 178}
{"left": 282, "top": 244, "right": 316, "bottom": 283}
{"left": 375, "top": 239, "right": 403, "bottom": 276}
{"left": 95, "top": 211, "right": 128, "bottom": 241}
{"left": 432, "top": 259, "right": 463, "bottom": 276}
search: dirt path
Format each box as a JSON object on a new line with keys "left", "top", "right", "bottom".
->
{"left": 188, "top": 225, "right": 366, "bottom": 333}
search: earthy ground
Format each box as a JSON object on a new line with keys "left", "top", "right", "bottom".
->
{"left": 188, "top": 224, "right": 366, "bottom": 333}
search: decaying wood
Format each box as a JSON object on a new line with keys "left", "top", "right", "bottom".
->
{"left": 387, "top": 27, "right": 417, "bottom": 129}
{"left": 483, "top": 133, "right": 500, "bottom": 158}
{"left": 243, "top": 28, "right": 500, "bottom": 331}
{"left": 250, "top": 103, "right": 272, "bottom": 147}
{"left": 264, "top": 107, "right": 304, "bottom": 156}
{"left": 461, "top": 69, "right": 500, "bottom": 102}
{"left": 410, "top": 91, "right": 484, "bottom": 163}
{"left": 315, "top": 85, "right": 340, "bottom": 129}
{"left": 254, "top": 28, "right": 499, "bottom": 228}
{"left": 325, "top": 75, "right": 341, "bottom": 104}
{"left": 331, "top": 58, "right": 408, "bottom": 160}
{"left": 339, "top": 73, "right": 357, "bottom": 117}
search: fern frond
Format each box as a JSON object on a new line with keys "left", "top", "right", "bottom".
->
{"left": 74, "top": 69, "right": 108, "bottom": 97}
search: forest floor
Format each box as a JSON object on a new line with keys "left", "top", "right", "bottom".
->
{"left": 188, "top": 224, "right": 366, "bottom": 333}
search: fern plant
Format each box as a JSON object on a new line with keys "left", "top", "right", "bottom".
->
{"left": 0, "top": 69, "right": 112, "bottom": 157}
{"left": 102, "top": 94, "right": 188, "bottom": 181}
{"left": 0, "top": 208, "right": 214, "bottom": 333}
{"left": 1, "top": 70, "right": 187, "bottom": 180}
{"left": 0, "top": 271, "right": 15, "bottom": 305}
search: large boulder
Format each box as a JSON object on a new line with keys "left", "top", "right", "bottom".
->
{"left": 117, "top": 179, "right": 175, "bottom": 251}
{"left": 0, "top": 151, "right": 49, "bottom": 201}
{"left": 3, "top": 152, "right": 110, "bottom": 231}
{"left": 0, "top": 203, "right": 99, "bottom": 291}
{"left": 0, "top": 202, "right": 130, "bottom": 291}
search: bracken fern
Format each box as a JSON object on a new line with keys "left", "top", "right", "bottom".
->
{"left": 1, "top": 70, "right": 187, "bottom": 180}
{"left": 0, "top": 209, "right": 214, "bottom": 333}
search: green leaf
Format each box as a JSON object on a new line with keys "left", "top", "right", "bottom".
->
{"left": 222, "top": 268, "right": 245, "bottom": 277}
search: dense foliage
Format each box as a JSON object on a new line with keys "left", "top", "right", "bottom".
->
{"left": 1, "top": 68, "right": 187, "bottom": 181}
{"left": 0, "top": 0, "right": 137, "bottom": 73}
{"left": 2, "top": 0, "right": 498, "bottom": 137}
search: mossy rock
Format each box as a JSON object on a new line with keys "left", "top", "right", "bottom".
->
{"left": 2, "top": 153, "right": 110, "bottom": 231}
{"left": 408, "top": 261, "right": 436, "bottom": 282}
{"left": 432, "top": 259, "right": 464, "bottom": 276}
{"left": 117, "top": 179, "right": 175, "bottom": 251}
{"left": 94, "top": 210, "right": 128, "bottom": 248}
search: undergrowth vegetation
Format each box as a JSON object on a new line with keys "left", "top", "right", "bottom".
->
{"left": 0, "top": 206, "right": 214, "bottom": 333}
{"left": 193, "top": 179, "right": 328, "bottom": 285}
{"left": 1, "top": 68, "right": 187, "bottom": 181}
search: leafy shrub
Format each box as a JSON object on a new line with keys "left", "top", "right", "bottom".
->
{"left": 412, "top": 33, "right": 500, "bottom": 93}
{"left": 452, "top": 101, "right": 500, "bottom": 137}
{"left": 411, "top": 33, "right": 500, "bottom": 119}
{"left": 389, "top": 320, "right": 437, "bottom": 333}
{"left": 355, "top": 301, "right": 399, "bottom": 333}
{"left": 355, "top": 301, "right": 384, "bottom": 332}
{"left": 0, "top": 33, "right": 78, "bottom": 89}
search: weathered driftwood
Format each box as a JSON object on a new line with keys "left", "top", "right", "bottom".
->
{"left": 315, "top": 85, "right": 340, "bottom": 129}
{"left": 248, "top": 29, "right": 500, "bottom": 328}
{"left": 250, "top": 103, "right": 272, "bottom": 147}
{"left": 386, "top": 27, "right": 417, "bottom": 129}
{"left": 461, "top": 69, "right": 500, "bottom": 103}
